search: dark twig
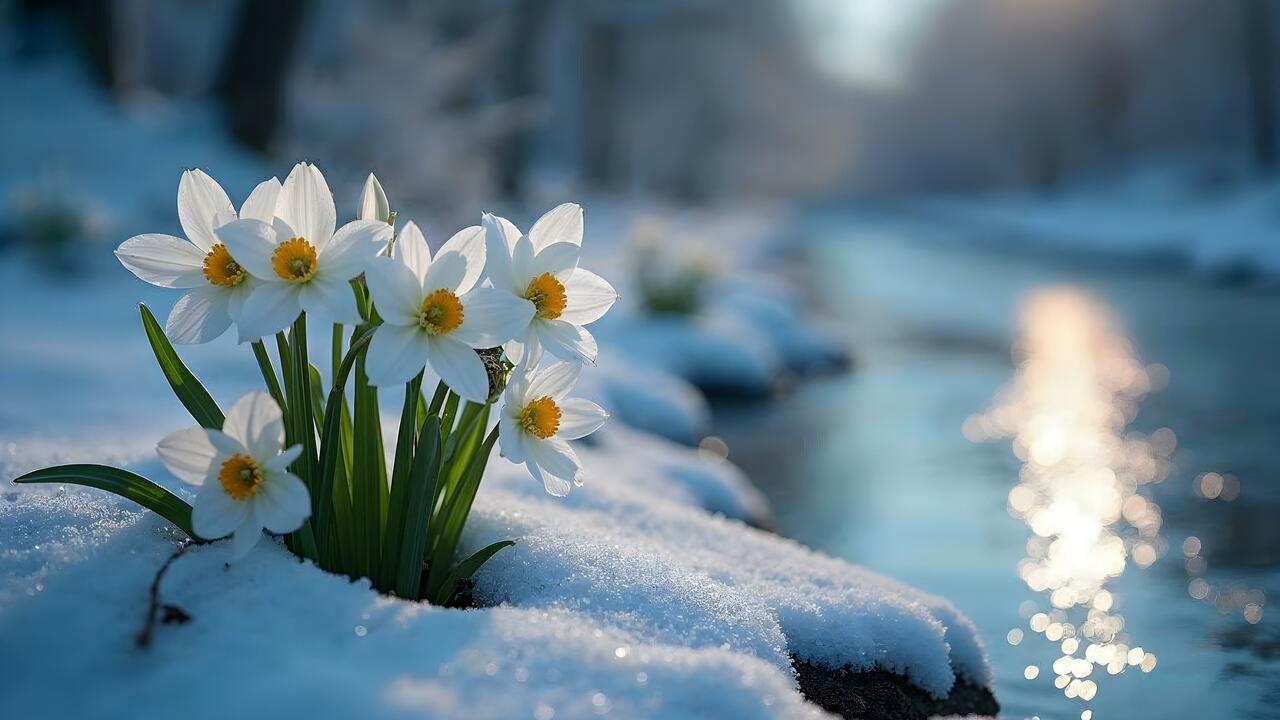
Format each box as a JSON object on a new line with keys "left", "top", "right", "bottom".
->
{"left": 135, "top": 540, "right": 193, "bottom": 648}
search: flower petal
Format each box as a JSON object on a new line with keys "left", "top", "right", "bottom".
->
{"left": 229, "top": 522, "right": 264, "bottom": 559}
{"left": 255, "top": 472, "right": 311, "bottom": 533}
{"left": 223, "top": 390, "right": 285, "bottom": 460}
{"left": 177, "top": 169, "right": 236, "bottom": 251}
{"left": 528, "top": 203, "right": 583, "bottom": 251}
{"left": 482, "top": 213, "right": 523, "bottom": 293}
{"left": 366, "top": 256, "right": 423, "bottom": 326}
{"left": 322, "top": 219, "right": 389, "bottom": 280}
{"left": 498, "top": 415, "right": 528, "bottom": 463}
{"left": 263, "top": 444, "right": 304, "bottom": 473}
{"left": 114, "top": 234, "right": 207, "bottom": 288}
{"left": 298, "top": 275, "right": 362, "bottom": 326}
{"left": 423, "top": 250, "right": 467, "bottom": 294}
{"left": 437, "top": 225, "right": 486, "bottom": 293}
{"left": 278, "top": 162, "right": 336, "bottom": 251}
{"left": 556, "top": 397, "right": 609, "bottom": 440}
{"left": 192, "top": 480, "right": 250, "bottom": 540}
{"left": 236, "top": 282, "right": 302, "bottom": 341}
{"left": 453, "top": 286, "right": 534, "bottom": 348}
{"left": 366, "top": 324, "right": 430, "bottom": 387}
{"left": 215, "top": 218, "right": 278, "bottom": 279}
{"left": 526, "top": 361, "right": 581, "bottom": 401}
{"left": 239, "top": 177, "right": 281, "bottom": 223}
{"left": 166, "top": 285, "right": 232, "bottom": 344}
{"left": 560, "top": 268, "right": 618, "bottom": 325}
{"left": 357, "top": 173, "right": 390, "bottom": 223}
{"left": 535, "top": 319, "right": 598, "bottom": 365}
{"left": 394, "top": 221, "right": 432, "bottom": 285}
{"left": 510, "top": 235, "right": 536, "bottom": 285}
{"left": 426, "top": 336, "right": 489, "bottom": 403}
{"left": 156, "top": 426, "right": 219, "bottom": 486}
{"left": 527, "top": 459, "right": 571, "bottom": 497}
{"left": 528, "top": 436, "right": 582, "bottom": 484}
{"left": 531, "top": 241, "right": 580, "bottom": 281}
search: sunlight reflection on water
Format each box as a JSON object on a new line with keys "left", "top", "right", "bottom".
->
{"left": 964, "top": 288, "right": 1172, "bottom": 710}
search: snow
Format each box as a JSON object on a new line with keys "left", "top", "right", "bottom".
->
{"left": 917, "top": 166, "right": 1280, "bottom": 281}
{"left": 0, "top": 55, "right": 990, "bottom": 718}
{"left": 0, "top": 491, "right": 830, "bottom": 720}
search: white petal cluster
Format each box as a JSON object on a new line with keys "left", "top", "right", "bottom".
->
{"left": 122, "top": 164, "right": 617, "bottom": 501}
{"left": 157, "top": 391, "right": 310, "bottom": 558}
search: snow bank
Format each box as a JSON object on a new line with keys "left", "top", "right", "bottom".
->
{"left": 469, "top": 443, "right": 991, "bottom": 698}
{"left": 573, "top": 353, "right": 711, "bottom": 445}
{"left": 918, "top": 168, "right": 1280, "bottom": 281}
{"left": 0, "top": 487, "right": 831, "bottom": 720}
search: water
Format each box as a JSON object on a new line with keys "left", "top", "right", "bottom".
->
{"left": 713, "top": 216, "right": 1280, "bottom": 719}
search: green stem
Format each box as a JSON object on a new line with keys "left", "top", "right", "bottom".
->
{"left": 331, "top": 323, "right": 344, "bottom": 384}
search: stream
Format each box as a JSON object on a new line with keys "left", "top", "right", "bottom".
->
{"left": 713, "top": 215, "right": 1280, "bottom": 720}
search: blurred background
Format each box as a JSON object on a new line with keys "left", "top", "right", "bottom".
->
{"left": 3, "top": 1, "right": 1280, "bottom": 719}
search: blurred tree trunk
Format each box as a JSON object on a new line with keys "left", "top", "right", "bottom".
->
{"left": 215, "top": 0, "right": 308, "bottom": 152}
{"left": 1241, "top": 0, "right": 1277, "bottom": 173}
{"left": 496, "top": 0, "right": 548, "bottom": 196}
{"left": 581, "top": 20, "right": 619, "bottom": 190}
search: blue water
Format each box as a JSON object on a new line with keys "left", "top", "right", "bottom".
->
{"left": 714, "top": 216, "right": 1280, "bottom": 719}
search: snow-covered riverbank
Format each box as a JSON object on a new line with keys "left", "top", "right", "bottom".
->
{"left": 0, "top": 57, "right": 991, "bottom": 719}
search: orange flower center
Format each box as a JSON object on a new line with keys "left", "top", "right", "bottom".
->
{"left": 202, "top": 243, "right": 246, "bottom": 288}
{"left": 419, "top": 288, "right": 465, "bottom": 335}
{"left": 217, "top": 453, "right": 263, "bottom": 501}
{"left": 270, "top": 237, "right": 318, "bottom": 282}
{"left": 519, "top": 396, "right": 561, "bottom": 439}
{"left": 524, "top": 272, "right": 567, "bottom": 320}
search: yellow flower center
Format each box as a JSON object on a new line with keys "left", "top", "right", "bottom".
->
{"left": 270, "top": 237, "right": 318, "bottom": 282}
{"left": 217, "top": 453, "right": 264, "bottom": 501}
{"left": 524, "top": 272, "right": 567, "bottom": 320}
{"left": 519, "top": 396, "right": 561, "bottom": 439}
{"left": 202, "top": 243, "right": 246, "bottom": 288}
{"left": 419, "top": 288, "right": 465, "bottom": 335}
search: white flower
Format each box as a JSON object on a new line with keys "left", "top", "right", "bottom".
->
{"left": 156, "top": 391, "right": 310, "bottom": 559}
{"left": 215, "top": 162, "right": 392, "bottom": 341}
{"left": 357, "top": 172, "right": 390, "bottom": 224}
{"left": 115, "top": 169, "right": 281, "bottom": 344}
{"left": 364, "top": 221, "right": 533, "bottom": 401}
{"left": 482, "top": 203, "right": 619, "bottom": 366}
{"left": 499, "top": 362, "right": 609, "bottom": 496}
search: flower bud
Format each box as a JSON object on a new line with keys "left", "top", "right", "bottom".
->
{"left": 358, "top": 173, "right": 390, "bottom": 224}
{"left": 479, "top": 347, "right": 513, "bottom": 403}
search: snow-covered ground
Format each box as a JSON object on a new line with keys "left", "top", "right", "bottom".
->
{"left": 0, "top": 57, "right": 988, "bottom": 718}
{"left": 915, "top": 166, "right": 1280, "bottom": 281}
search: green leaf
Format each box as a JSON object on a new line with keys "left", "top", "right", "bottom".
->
{"left": 14, "top": 464, "right": 196, "bottom": 538}
{"left": 138, "top": 304, "right": 223, "bottom": 429}
{"left": 314, "top": 330, "right": 372, "bottom": 568}
{"left": 433, "top": 539, "right": 514, "bottom": 606}
{"left": 394, "top": 417, "right": 442, "bottom": 599}
{"left": 425, "top": 420, "right": 496, "bottom": 601}
{"left": 351, "top": 342, "right": 387, "bottom": 578}
{"left": 381, "top": 371, "right": 424, "bottom": 589}
{"left": 251, "top": 340, "right": 288, "bottom": 414}
{"left": 282, "top": 314, "right": 319, "bottom": 560}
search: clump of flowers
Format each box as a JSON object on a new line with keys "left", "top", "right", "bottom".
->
{"left": 630, "top": 216, "right": 718, "bottom": 317}
{"left": 16, "top": 164, "right": 616, "bottom": 605}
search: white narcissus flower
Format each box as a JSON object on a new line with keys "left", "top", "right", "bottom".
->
{"left": 499, "top": 362, "right": 609, "bottom": 496}
{"left": 482, "top": 203, "right": 619, "bottom": 366}
{"left": 156, "top": 391, "right": 310, "bottom": 559}
{"left": 215, "top": 162, "right": 392, "bottom": 341}
{"left": 364, "top": 221, "right": 533, "bottom": 401}
{"left": 115, "top": 169, "right": 281, "bottom": 344}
